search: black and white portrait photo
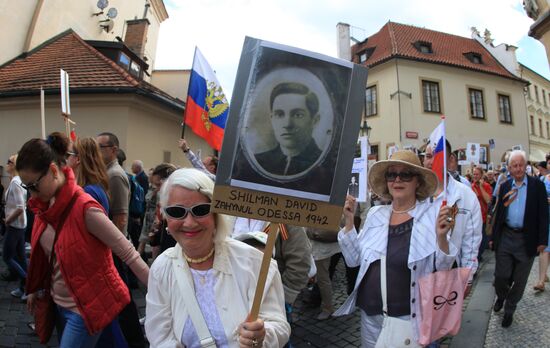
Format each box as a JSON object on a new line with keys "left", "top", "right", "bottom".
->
{"left": 348, "top": 173, "right": 360, "bottom": 198}
{"left": 228, "top": 42, "right": 354, "bottom": 201}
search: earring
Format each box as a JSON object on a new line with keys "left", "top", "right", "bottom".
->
{"left": 165, "top": 227, "right": 171, "bottom": 236}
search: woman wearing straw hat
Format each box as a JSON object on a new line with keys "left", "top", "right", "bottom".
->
{"left": 334, "top": 150, "right": 458, "bottom": 347}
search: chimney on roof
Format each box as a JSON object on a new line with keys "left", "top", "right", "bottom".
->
{"left": 336, "top": 22, "right": 352, "bottom": 60}
{"left": 124, "top": 18, "right": 150, "bottom": 58}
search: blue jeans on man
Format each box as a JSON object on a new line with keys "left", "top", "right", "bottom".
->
{"left": 2, "top": 226, "right": 27, "bottom": 290}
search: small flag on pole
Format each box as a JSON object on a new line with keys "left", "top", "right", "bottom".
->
{"left": 60, "top": 69, "right": 76, "bottom": 137}
{"left": 429, "top": 116, "right": 447, "bottom": 200}
{"left": 183, "top": 48, "right": 229, "bottom": 151}
{"left": 60, "top": 69, "right": 70, "bottom": 116}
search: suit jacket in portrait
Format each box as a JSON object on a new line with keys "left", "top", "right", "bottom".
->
{"left": 491, "top": 175, "right": 549, "bottom": 256}
{"left": 232, "top": 139, "right": 335, "bottom": 196}
{"left": 255, "top": 140, "right": 322, "bottom": 176}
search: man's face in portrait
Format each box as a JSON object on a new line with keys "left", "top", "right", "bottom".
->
{"left": 271, "top": 93, "right": 319, "bottom": 155}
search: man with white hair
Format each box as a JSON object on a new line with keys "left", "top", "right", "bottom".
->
{"left": 490, "top": 150, "right": 548, "bottom": 328}
{"left": 131, "top": 159, "right": 149, "bottom": 196}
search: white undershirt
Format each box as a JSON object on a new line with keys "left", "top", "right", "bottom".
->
{"left": 181, "top": 268, "right": 229, "bottom": 348}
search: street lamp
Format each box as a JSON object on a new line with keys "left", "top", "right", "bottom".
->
{"left": 359, "top": 118, "right": 372, "bottom": 138}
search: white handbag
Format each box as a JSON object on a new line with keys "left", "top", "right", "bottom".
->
{"left": 173, "top": 258, "right": 217, "bottom": 348}
{"left": 375, "top": 256, "right": 421, "bottom": 348}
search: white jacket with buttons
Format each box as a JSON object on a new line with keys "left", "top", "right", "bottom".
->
{"left": 334, "top": 200, "right": 458, "bottom": 342}
{"left": 145, "top": 238, "right": 290, "bottom": 348}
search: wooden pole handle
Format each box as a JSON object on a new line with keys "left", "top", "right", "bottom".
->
{"left": 247, "top": 223, "right": 279, "bottom": 322}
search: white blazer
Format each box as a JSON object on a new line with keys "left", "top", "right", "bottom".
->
{"left": 145, "top": 238, "right": 290, "bottom": 348}
{"left": 334, "top": 200, "right": 458, "bottom": 342}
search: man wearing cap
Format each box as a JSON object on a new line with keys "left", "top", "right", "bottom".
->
{"left": 424, "top": 140, "right": 482, "bottom": 294}
{"left": 490, "top": 150, "right": 548, "bottom": 327}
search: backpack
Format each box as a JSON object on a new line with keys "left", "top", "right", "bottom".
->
{"left": 128, "top": 174, "right": 145, "bottom": 216}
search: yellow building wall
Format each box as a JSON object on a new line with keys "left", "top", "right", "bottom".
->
{"left": 366, "top": 59, "right": 529, "bottom": 164}
{"left": 522, "top": 65, "right": 550, "bottom": 160}
{"left": 151, "top": 70, "right": 190, "bottom": 101}
{"left": 0, "top": 93, "right": 211, "bottom": 186}
{"left": 362, "top": 60, "right": 401, "bottom": 160}
{"left": 0, "top": 0, "right": 165, "bottom": 73}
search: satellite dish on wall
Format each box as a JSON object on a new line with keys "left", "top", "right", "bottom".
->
{"left": 97, "top": 0, "right": 109, "bottom": 10}
{"left": 100, "top": 19, "right": 115, "bottom": 33}
{"left": 107, "top": 7, "right": 118, "bottom": 19}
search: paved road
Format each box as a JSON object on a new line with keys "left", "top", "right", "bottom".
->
{"left": 484, "top": 258, "right": 550, "bottom": 348}
{"left": 0, "top": 245, "right": 546, "bottom": 347}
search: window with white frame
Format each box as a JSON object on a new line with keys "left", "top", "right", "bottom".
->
{"left": 498, "top": 94, "right": 512, "bottom": 124}
{"left": 422, "top": 80, "right": 441, "bottom": 113}
{"left": 366, "top": 85, "right": 377, "bottom": 117}
{"left": 469, "top": 88, "right": 485, "bottom": 119}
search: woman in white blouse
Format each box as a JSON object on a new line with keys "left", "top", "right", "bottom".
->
{"left": 145, "top": 168, "right": 290, "bottom": 347}
{"left": 335, "top": 151, "right": 458, "bottom": 347}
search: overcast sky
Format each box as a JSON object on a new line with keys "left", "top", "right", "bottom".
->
{"left": 155, "top": 0, "right": 550, "bottom": 98}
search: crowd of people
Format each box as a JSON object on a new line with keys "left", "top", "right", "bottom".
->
{"left": 0, "top": 130, "right": 548, "bottom": 348}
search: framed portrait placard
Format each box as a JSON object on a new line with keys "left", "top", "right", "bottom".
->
{"left": 212, "top": 37, "right": 368, "bottom": 230}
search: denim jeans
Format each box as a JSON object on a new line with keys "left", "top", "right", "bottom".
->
{"left": 56, "top": 305, "right": 102, "bottom": 348}
{"left": 2, "top": 226, "right": 27, "bottom": 288}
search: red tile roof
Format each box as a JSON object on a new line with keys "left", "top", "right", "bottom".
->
{"left": 0, "top": 30, "right": 184, "bottom": 110}
{"left": 352, "top": 22, "right": 522, "bottom": 81}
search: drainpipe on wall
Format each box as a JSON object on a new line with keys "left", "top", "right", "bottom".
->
{"left": 519, "top": 67, "right": 531, "bottom": 157}
{"left": 395, "top": 58, "right": 403, "bottom": 144}
{"left": 23, "top": 0, "right": 45, "bottom": 52}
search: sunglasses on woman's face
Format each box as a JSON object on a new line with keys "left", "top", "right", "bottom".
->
{"left": 163, "top": 203, "right": 212, "bottom": 220}
{"left": 20, "top": 168, "right": 50, "bottom": 193}
{"left": 385, "top": 171, "right": 417, "bottom": 182}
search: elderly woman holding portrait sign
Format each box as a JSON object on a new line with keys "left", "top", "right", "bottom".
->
{"left": 334, "top": 151, "right": 458, "bottom": 347}
{"left": 145, "top": 168, "right": 290, "bottom": 348}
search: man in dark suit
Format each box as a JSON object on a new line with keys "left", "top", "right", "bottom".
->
{"left": 490, "top": 150, "right": 548, "bottom": 328}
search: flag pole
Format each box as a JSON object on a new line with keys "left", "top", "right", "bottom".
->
{"left": 182, "top": 46, "right": 198, "bottom": 139}
{"left": 442, "top": 115, "right": 447, "bottom": 204}
{"left": 40, "top": 87, "right": 46, "bottom": 139}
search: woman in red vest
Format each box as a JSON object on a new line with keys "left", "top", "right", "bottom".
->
{"left": 16, "top": 133, "right": 149, "bottom": 347}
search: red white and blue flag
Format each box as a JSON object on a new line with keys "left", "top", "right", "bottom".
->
{"left": 429, "top": 116, "right": 447, "bottom": 197}
{"left": 184, "top": 48, "right": 229, "bottom": 151}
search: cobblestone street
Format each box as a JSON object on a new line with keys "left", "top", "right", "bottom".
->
{"left": 0, "top": 246, "right": 547, "bottom": 347}
{"left": 484, "top": 258, "right": 550, "bottom": 348}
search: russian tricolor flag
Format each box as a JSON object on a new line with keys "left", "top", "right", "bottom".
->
{"left": 429, "top": 117, "right": 446, "bottom": 183}
{"left": 184, "top": 48, "right": 229, "bottom": 151}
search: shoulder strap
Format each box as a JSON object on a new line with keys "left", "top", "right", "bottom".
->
{"left": 380, "top": 255, "right": 388, "bottom": 317}
{"left": 172, "top": 258, "right": 216, "bottom": 348}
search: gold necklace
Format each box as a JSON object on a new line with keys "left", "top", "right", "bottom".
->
{"left": 192, "top": 269, "right": 210, "bottom": 286}
{"left": 184, "top": 247, "right": 215, "bottom": 264}
{"left": 391, "top": 203, "right": 416, "bottom": 214}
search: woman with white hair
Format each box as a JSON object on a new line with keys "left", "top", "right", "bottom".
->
{"left": 145, "top": 168, "right": 290, "bottom": 347}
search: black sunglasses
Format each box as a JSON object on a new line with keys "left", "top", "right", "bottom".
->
{"left": 385, "top": 171, "right": 417, "bottom": 182}
{"left": 163, "top": 203, "right": 212, "bottom": 220}
{"left": 6, "top": 160, "right": 13, "bottom": 165}
{"left": 21, "top": 168, "right": 50, "bottom": 193}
